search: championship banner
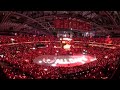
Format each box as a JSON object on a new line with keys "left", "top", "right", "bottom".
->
{"left": 63, "top": 19, "right": 69, "bottom": 29}
{"left": 78, "top": 22, "right": 84, "bottom": 30}
{"left": 76, "top": 21, "right": 80, "bottom": 30}
{"left": 54, "top": 17, "right": 92, "bottom": 30}
{"left": 54, "top": 18, "right": 61, "bottom": 28}
{"left": 71, "top": 20, "right": 77, "bottom": 29}
{"left": 60, "top": 19, "right": 64, "bottom": 29}
{"left": 68, "top": 19, "right": 72, "bottom": 29}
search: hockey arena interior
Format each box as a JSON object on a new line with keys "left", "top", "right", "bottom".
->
{"left": 0, "top": 11, "right": 120, "bottom": 79}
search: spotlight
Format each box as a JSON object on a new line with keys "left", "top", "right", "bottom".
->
{"left": 44, "top": 68, "right": 48, "bottom": 71}
{"left": 62, "top": 41, "right": 66, "bottom": 44}
{"left": 11, "top": 38, "right": 15, "bottom": 41}
{"left": 104, "top": 56, "right": 108, "bottom": 59}
{"left": 56, "top": 50, "right": 59, "bottom": 52}
{"left": 39, "top": 61, "right": 42, "bottom": 63}
{"left": 0, "top": 55, "right": 4, "bottom": 58}
{"left": 51, "top": 64, "right": 56, "bottom": 67}
{"left": 32, "top": 47, "right": 36, "bottom": 50}
{"left": 24, "top": 59, "right": 29, "bottom": 63}
{"left": 63, "top": 44, "right": 71, "bottom": 50}
{"left": 11, "top": 38, "right": 15, "bottom": 43}
{"left": 54, "top": 46, "right": 57, "bottom": 48}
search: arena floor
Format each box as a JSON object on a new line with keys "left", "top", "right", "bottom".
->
{"left": 33, "top": 54, "right": 97, "bottom": 67}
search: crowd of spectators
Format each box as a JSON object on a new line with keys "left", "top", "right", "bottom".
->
{"left": 0, "top": 35, "right": 120, "bottom": 79}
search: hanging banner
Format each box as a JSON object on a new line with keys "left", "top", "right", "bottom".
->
{"left": 54, "top": 18, "right": 61, "bottom": 28}
{"left": 54, "top": 17, "right": 91, "bottom": 30}
{"left": 71, "top": 20, "right": 77, "bottom": 29}
{"left": 82, "top": 22, "right": 86, "bottom": 30}
{"left": 76, "top": 21, "right": 80, "bottom": 30}
{"left": 68, "top": 19, "right": 72, "bottom": 29}
{"left": 78, "top": 22, "right": 84, "bottom": 30}
{"left": 86, "top": 23, "right": 92, "bottom": 30}
{"left": 60, "top": 19, "right": 64, "bottom": 29}
{"left": 63, "top": 19, "right": 69, "bottom": 29}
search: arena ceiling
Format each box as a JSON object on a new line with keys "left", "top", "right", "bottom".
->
{"left": 0, "top": 11, "right": 120, "bottom": 34}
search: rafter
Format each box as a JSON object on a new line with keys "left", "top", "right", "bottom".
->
{"left": 115, "top": 11, "right": 120, "bottom": 25}
{"left": 10, "top": 11, "right": 53, "bottom": 34}
{"left": 2, "top": 11, "right": 120, "bottom": 33}
{"left": 75, "top": 14, "right": 106, "bottom": 30}
{"left": 1, "top": 12, "right": 11, "bottom": 23}
{"left": 104, "top": 11, "right": 118, "bottom": 25}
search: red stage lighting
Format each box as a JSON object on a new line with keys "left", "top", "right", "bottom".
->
{"left": 63, "top": 44, "right": 71, "bottom": 50}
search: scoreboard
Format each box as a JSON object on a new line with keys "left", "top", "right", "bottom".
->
{"left": 57, "top": 30, "right": 73, "bottom": 39}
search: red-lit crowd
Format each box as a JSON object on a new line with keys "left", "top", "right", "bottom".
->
{"left": 0, "top": 35, "right": 120, "bottom": 79}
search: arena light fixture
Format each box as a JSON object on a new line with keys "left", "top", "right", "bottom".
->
{"left": 62, "top": 38, "right": 72, "bottom": 41}
{"left": 62, "top": 41, "right": 66, "bottom": 44}
{"left": 63, "top": 44, "right": 71, "bottom": 50}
